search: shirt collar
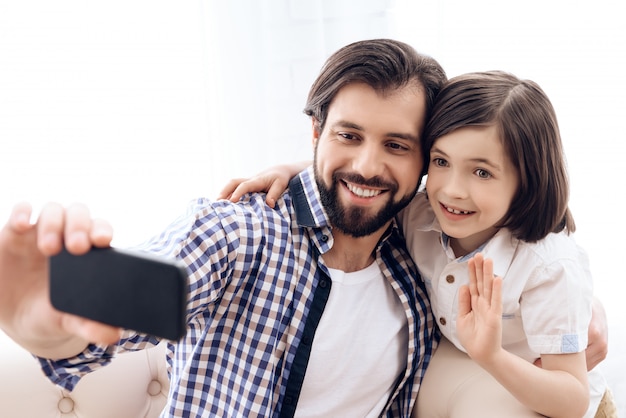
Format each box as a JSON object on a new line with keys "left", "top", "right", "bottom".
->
{"left": 440, "top": 228, "right": 519, "bottom": 278}
{"left": 289, "top": 166, "right": 331, "bottom": 229}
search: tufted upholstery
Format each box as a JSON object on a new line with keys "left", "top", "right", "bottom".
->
{"left": 0, "top": 331, "right": 169, "bottom": 418}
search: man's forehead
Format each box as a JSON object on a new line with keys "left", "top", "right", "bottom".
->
{"left": 326, "top": 83, "right": 426, "bottom": 137}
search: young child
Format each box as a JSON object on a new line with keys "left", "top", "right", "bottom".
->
{"left": 399, "top": 71, "right": 608, "bottom": 418}
{"left": 218, "top": 71, "right": 611, "bottom": 417}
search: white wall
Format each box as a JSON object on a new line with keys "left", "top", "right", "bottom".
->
{"left": 0, "top": 0, "right": 396, "bottom": 245}
{"left": 0, "top": 1, "right": 210, "bottom": 243}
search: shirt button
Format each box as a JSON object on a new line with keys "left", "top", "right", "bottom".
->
{"left": 319, "top": 279, "right": 328, "bottom": 288}
{"left": 439, "top": 317, "right": 447, "bottom": 326}
{"left": 321, "top": 235, "right": 329, "bottom": 242}
{"left": 302, "top": 336, "right": 312, "bottom": 345}
{"left": 446, "top": 274, "right": 455, "bottom": 283}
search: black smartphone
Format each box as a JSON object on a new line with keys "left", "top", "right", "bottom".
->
{"left": 49, "top": 247, "right": 188, "bottom": 341}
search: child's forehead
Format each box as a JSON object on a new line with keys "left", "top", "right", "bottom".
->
{"left": 432, "top": 126, "right": 512, "bottom": 165}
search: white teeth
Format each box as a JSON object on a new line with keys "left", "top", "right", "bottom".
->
{"left": 346, "top": 183, "right": 382, "bottom": 198}
{"left": 445, "top": 206, "right": 470, "bottom": 215}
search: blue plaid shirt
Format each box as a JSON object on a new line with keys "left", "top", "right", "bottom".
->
{"left": 40, "top": 167, "right": 435, "bottom": 417}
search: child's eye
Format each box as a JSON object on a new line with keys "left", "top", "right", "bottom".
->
{"left": 475, "top": 168, "right": 492, "bottom": 179}
{"left": 432, "top": 157, "right": 448, "bottom": 167}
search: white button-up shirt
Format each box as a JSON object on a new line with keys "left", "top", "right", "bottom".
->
{"left": 399, "top": 191, "right": 606, "bottom": 417}
{"left": 400, "top": 191, "right": 592, "bottom": 360}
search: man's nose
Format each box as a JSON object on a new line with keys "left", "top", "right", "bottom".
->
{"left": 351, "top": 143, "right": 385, "bottom": 180}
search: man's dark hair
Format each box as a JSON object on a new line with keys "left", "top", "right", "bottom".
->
{"left": 304, "top": 39, "right": 447, "bottom": 134}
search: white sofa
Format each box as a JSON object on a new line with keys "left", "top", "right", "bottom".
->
{"left": 0, "top": 331, "right": 170, "bottom": 418}
{"left": 1, "top": 318, "right": 623, "bottom": 417}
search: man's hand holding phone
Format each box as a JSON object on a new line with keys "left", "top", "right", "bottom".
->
{"left": 0, "top": 202, "right": 187, "bottom": 362}
{"left": 0, "top": 202, "right": 122, "bottom": 359}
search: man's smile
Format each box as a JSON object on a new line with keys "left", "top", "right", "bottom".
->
{"left": 345, "top": 181, "right": 384, "bottom": 198}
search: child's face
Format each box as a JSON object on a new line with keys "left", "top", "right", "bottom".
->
{"left": 425, "top": 125, "right": 519, "bottom": 255}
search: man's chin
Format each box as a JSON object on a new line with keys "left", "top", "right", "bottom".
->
{"left": 332, "top": 207, "right": 393, "bottom": 238}
{"left": 316, "top": 170, "right": 416, "bottom": 237}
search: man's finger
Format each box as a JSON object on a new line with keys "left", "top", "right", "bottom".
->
{"left": 36, "top": 202, "right": 65, "bottom": 255}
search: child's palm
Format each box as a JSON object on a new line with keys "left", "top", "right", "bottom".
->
{"left": 457, "top": 253, "right": 503, "bottom": 363}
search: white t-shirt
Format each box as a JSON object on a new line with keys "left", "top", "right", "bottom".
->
{"left": 399, "top": 191, "right": 606, "bottom": 417}
{"left": 295, "top": 261, "right": 408, "bottom": 418}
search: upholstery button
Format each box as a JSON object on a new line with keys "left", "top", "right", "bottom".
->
{"left": 446, "top": 275, "right": 455, "bottom": 284}
{"left": 439, "top": 317, "right": 447, "bottom": 326}
{"left": 148, "top": 380, "right": 162, "bottom": 396}
{"left": 58, "top": 397, "right": 75, "bottom": 413}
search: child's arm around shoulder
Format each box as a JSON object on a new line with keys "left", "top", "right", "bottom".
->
{"left": 217, "top": 161, "right": 311, "bottom": 208}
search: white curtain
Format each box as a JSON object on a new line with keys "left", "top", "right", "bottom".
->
{"left": 199, "top": 0, "right": 395, "bottom": 191}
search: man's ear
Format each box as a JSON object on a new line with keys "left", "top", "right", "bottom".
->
{"left": 311, "top": 117, "right": 321, "bottom": 146}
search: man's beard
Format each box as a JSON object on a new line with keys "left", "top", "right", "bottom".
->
{"left": 314, "top": 166, "right": 416, "bottom": 238}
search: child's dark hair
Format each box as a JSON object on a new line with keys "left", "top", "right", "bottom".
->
{"left": 422, "top": 71, "right": 575, "bottom": 242}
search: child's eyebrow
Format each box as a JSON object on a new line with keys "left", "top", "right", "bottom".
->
{"left": 468, "top": 157, "right": 502, "bottom": 171}
{"left": 431, "top": 146, "right": 503, "bottom": 171}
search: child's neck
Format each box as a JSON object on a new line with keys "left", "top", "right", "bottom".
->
{"left": 450, "top": 238, "right": 475, "bottom": 258}
{"left": 449, "top": 227, "right": 500, "bottom": 258}
{"left": 449, "top": 229, "right": 498, "bottom": 258}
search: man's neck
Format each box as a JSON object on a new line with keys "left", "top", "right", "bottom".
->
{"left": 322, "top": 225, "right": 388, "bottom": 273}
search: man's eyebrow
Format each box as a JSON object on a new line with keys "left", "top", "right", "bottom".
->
{"left": 332, "top": 120, "right": 363, "bottom": 131}
{"left": 389, "top": 132, "right": 419, "bottom": 143}
{"left": 332, "top": 120, "right": 419, "bottom": 143}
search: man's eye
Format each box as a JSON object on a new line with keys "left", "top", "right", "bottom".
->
{"left": 387, "top": 142, "right": 408, "bottom": 151}
{"left": 339, "top": 132, "right": 357, "bottom": 141}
